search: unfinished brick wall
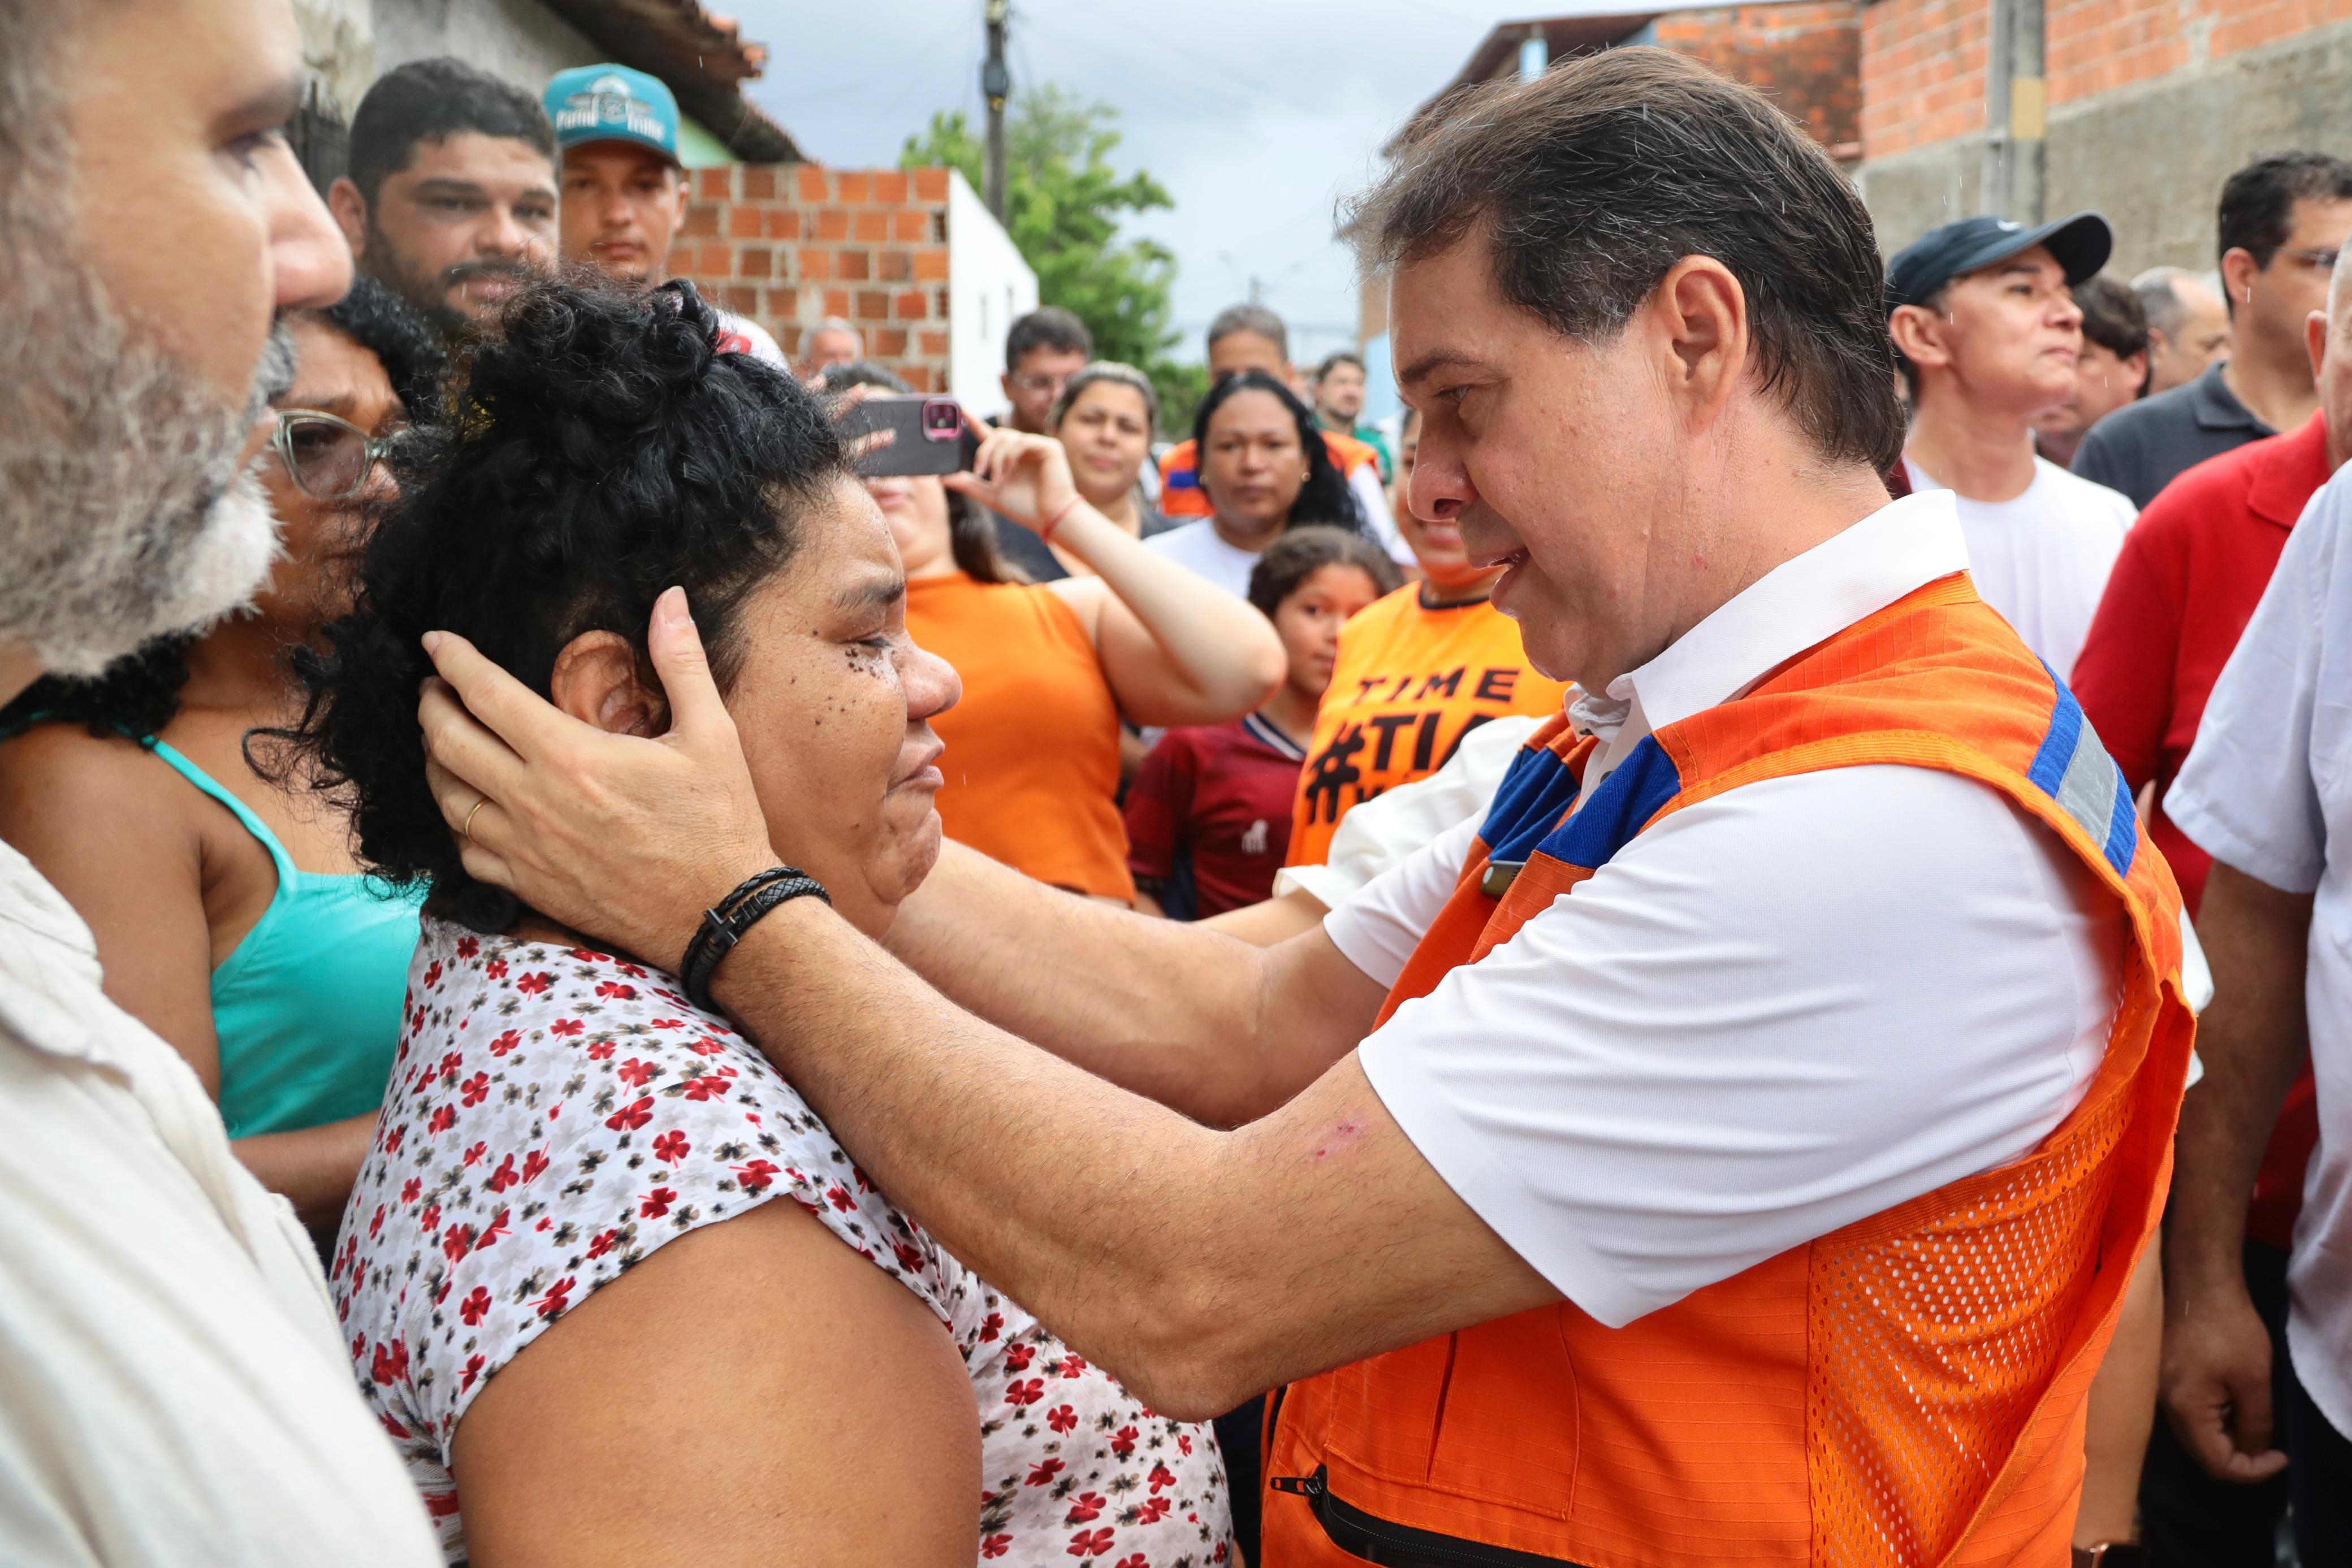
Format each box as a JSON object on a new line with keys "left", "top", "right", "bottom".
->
{"left": 1859, "top": 0, "right": 1988, "bottom": 159}
{"left": 1649, "top": 3, "right": 1864, "bottom": 157}
{"left": 2048, "top": 0, "right": 2352, "bottom": 101}
{"left": 1864, "top": 0, "right": 2352, "bottom": 161}
{"left": 673, "top": 164, "right": 954, "bottom": 391}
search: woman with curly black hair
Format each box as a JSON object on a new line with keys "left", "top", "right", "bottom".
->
{"left": 298, "top": 278, "right": 1233, "bottom": 1566}
{"left": 1141, "top": 367, "right": 1370, "bottom": 600}
{"left": 0, "top": 275, "right": 443, "bottom": 1235}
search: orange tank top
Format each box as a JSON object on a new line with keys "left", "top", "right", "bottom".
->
{"left": 906, "top": 572, "right": 1133, "bottom": 902}
{"left": 1287, "top": 584, "right": 1570, "bottom": 867}
{"left": 1264, "top": 574, "right": 2194, "bottom": 1568}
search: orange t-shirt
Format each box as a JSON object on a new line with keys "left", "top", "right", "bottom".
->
{"left": 1157, "top": 428, "right": 1378, "bottom": 519}
{"left": 905, "top": 572, "right": 1133, "bottom": 901}
{"left": 1286, "top": 584, "right": 1570, "bottom": 867}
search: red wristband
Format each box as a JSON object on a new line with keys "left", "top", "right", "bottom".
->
{"left": 1040, "top": 494, "right": 1084, "bottom": 543}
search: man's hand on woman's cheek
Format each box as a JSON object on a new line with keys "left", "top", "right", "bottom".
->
{"left": 417, "top": 587, "right": 780, "bottom": 970}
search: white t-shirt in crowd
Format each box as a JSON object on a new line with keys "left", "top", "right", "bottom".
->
{"left": 1324, "top": 491, "right": 2132, "bottom": 1329}
{"left": 1902, "top": 454, "right": 2135, "bottom": 679}
{"left": 0, "top": 844, "right": 439, "bottom": 1566}
{"left": 2168, "top": 464, "right": 2352, "bottom": 1443}
{"left": 1144, "top": 518, "right": 1265, "bottom": 600}
{"left": 1347, "top": 463, "right": 1419, "bottom": 569}
{"left": 1144, "top": 479, "right": 1416, "bottom": 600}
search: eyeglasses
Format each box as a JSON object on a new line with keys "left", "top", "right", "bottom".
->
{"left": 1010, "top": 371, "right": 1071, "bottom": 396}
{"left": 2281, "top": 246, "right": 2342, "bottom": 275}
{"left": 270, "top": 409, "right": 399, "bottom": 500}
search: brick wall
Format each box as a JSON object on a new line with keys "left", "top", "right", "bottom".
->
{"left": 1864, "top": 0, "right": 2352, "bottom": 161}
{"left": 1858, "top": 0, "right": 1987, "bottom": 158}
{"left": 673, "top": 164, "right": 955, "bottom": 391}
{"left": 1649, "top": 3, "right": 1864, "bottom": 155}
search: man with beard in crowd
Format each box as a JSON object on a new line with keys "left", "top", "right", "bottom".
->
{"left": 329, "top": 56, "right": 557, "bottom": 342}
{"left": 0, "top": 0, "right": 442, "bottom": 1560}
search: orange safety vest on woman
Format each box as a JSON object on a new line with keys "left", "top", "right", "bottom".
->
{"left": 1262, "top": 573, "right": 2194, "bottom": 1567}
{"left": 906, "top": 571, "right": 1134, "bottom": 902}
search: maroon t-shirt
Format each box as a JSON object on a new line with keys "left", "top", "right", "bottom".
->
{"left": 1125, "top": 715, "right": 1307, "bottom": 919}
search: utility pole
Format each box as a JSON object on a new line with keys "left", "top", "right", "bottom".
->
{"left": 982, "top": 0, "right": 1010, "bottom": 222}
{"left": 1517, "top": 22, "right": 1547, "bottom": 81}
{"left": 1983, "top": 0, "right": 2046, "bottom": 224}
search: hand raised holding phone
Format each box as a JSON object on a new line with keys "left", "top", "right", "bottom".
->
{"left": 944, "top": 423, "right": 1083, "bottom": 539}
{"left": 833, "top": 391, "right": 982, "bottom": 477}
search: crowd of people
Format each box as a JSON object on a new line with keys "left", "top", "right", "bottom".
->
{"left": 5, "top": 0, "right": 2352, "bottom": 1565}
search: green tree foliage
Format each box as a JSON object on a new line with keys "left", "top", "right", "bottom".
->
{"left": 903, "top": 87, "right": 1200, "bottom": 434}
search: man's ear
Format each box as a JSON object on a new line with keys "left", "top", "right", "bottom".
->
{"left": 1887, "top": 304, "right": 1952, "bottom": 374}
{"left": 327, "top": 177, "right": 369, "bottom": 259}
{"left": 1651, "top": 255, "right": 1748, "bottom": 426}
{"left": 2221, "top": 246, "right": 2258, "bottom": 314}
{"left": 549, "top": 630, "right": 663, "bottom": 737}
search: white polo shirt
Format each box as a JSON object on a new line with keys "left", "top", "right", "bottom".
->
{"left": 1333, "top": 491, "right": 2130, "bottom": 1329}
{"left": 0, "top": 844, "right": 439, "bottom": 1566}
{"left": 2167, "top": 463, "right": 2352, "bottom": 1441}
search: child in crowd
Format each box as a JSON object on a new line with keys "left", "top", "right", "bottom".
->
{"left": 1126, "top": 527, "right": 1400, "bottom": 919}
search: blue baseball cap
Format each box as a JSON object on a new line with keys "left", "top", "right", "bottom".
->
{"left": 1885, "top": 211, "right": 2114, "bottom": 312}
{"left": 543, "top": 64, "right": 680, "bottom": 164}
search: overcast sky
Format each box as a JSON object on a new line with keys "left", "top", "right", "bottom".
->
{"left": 730, "top": 0, "right": 1541, "bottom": 369}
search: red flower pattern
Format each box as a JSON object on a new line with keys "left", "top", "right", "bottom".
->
{"left": 335, "top": 921, "right": 1229, "bottom": 1566}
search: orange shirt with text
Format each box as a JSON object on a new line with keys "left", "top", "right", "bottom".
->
{"left": 1287, "top": 585, "right": 1569, "bottom": 867}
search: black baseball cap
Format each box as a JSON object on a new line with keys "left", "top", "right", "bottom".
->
{"left": 1884, "top": 212, "right": 2114, "bottom": 312}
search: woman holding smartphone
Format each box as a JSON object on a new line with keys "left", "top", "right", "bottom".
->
{"left": 823, "top": 363, "right": 1283, "bottom": 904}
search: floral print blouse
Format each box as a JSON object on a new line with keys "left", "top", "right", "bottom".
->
{"left": 334, "top": 918, "right": 1233, "bottom": 1566}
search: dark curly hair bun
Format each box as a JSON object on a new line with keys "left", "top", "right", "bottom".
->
{"left": 289, "top": 276, "right": 850, "bottom": 933}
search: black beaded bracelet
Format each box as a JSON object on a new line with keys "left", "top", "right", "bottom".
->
{"left": 680, "top": 865, "right": 831, "bottom": 1012}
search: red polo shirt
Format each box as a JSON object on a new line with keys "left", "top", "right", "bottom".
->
{"left": 2073, "top": 408, "right": 2331, "bottom": 1250}
{"left": 2076, "top": 412, "right": 2328, "bottom": 905}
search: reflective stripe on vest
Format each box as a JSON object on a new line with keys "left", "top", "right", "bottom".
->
{"left": 1266, "top": 573, "right": 2195, "bottom": 1568}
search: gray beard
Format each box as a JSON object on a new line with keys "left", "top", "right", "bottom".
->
{"left": 0, "top": 227, "right": 291, "bottom": 677}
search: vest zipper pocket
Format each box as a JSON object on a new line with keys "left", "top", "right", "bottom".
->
{"left": 1268, "top": 1466, "right": 1595, "bottom": 1567}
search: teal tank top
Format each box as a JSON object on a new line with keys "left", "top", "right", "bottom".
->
{"left": 150, "top": 741, "right": 423, "bottom": 1138}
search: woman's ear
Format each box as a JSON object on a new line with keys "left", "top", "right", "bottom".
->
{"left": 548, "top": 630, "right": 663, "bottom": 737}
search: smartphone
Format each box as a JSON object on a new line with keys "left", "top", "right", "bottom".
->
{"left": 840, "top": 393, "right": 980, "bottom": 478}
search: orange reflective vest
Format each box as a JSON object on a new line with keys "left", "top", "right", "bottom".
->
{"left": 1263, "top": 573, "right": 2194, "bottom": 1567}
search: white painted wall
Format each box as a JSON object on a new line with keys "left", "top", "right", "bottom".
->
{"left": 945, "top": 170, "right": 1038, "bottom": 419}
{"left": 371, "top": 0, "right": 599, "bottom": 92}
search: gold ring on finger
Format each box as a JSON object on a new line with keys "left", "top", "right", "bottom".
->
{"left": 461, "top": 798, "right": 486, "bottom": 842}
